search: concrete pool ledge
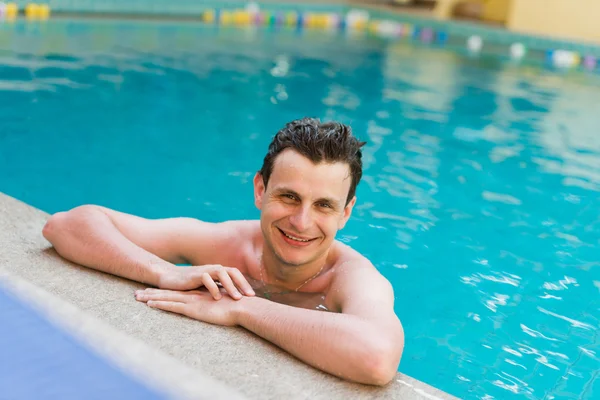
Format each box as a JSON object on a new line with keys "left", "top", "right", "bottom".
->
{"left": 0, "top": 192, "right": 457, "bottom": 400}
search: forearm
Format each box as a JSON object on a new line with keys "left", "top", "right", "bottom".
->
{"left": 236, "top": 296, "right": 400, "bottom": 385}
{"left": 42, "top": 206, "right": 172, "bottom": 286}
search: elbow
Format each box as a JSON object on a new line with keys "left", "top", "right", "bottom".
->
{"left": 360, "top": 331, "right": 404, "bottom": 386}
{"left": 42, "top": 212, "right": 67, "bottom": 243}
{"left": 42, "top": 205, "right": 98, "bottom": 243}
{"left": 362, "top": 347, "right": 402, "bottom": 386}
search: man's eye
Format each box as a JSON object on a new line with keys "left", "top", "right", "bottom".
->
{"left": 283, "top": 194, "right": 296, "bottom": 200}
{"left": 318, "top": 202, "right": 332, "bottom": 209}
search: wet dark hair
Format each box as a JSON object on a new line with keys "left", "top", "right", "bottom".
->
{"left": 259, "top": 117, "right": 366, "bottom": 205}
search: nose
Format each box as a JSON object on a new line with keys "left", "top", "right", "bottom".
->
{"left": 289, "top": 205, "right": 312, "bottom": 233}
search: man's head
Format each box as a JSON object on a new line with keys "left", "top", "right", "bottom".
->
{"left": 259, "top": 118, "right": 365, "bottom": 205}
{"left": 253, "top": 118, "right": 366, "bottom": 267}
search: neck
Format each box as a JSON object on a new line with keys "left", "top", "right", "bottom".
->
{"left": 260, "top": 245, "right": 328, "bottom": 291}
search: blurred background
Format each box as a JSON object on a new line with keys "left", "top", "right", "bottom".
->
{"left": 366, "top": 0, "right": 599, "bottom": 44}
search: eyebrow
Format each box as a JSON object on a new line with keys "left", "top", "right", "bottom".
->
{"left": 273, "top": 187, "right": 340, "bottom": 207}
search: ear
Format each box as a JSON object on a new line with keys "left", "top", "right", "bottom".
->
{"left": 338, "top": 196, "right": 357, "bottom": 230}
{"left": 253, "top": 173, "right": 266, "bottom": 210}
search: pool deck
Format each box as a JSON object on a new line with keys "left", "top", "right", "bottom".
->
{"left": 0, "top": 191, "right": 458, "bottom": 400}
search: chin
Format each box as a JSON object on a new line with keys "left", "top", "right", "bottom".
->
{"left": 276, "top": 244, "right": 329, "bottom": 267}
{"left": 275, "top": 252, "right": 312, "bottom": 267}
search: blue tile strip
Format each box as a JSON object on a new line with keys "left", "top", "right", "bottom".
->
{"left": 0, "top": 287, "right": 166, "bottom": 400}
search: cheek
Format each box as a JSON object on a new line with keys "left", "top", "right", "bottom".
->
{"left": 337, "top": 214, "right": 347, "bottom": 229}
{"left": 316, "top": 216, "right": 340, "bottom": 237}
{"left": 263, "top": 202, "right": 288, "bottom": 221}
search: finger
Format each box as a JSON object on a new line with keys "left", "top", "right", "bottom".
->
{"left": 139, "top": 288, "right": 162, "bottom": 294}
{"left": 185, "top": 289, "right": 208, "bottom": 296}
{"left": 205, "top": 264, "right": 223, "bottom": 275}
{"left": 201, "top": 273, "right": 222, "bottom": 300}
{"left": 227, "top": 268, "right": 255, "bottom": 296}
{"left": 147, "top": 300, "right": 188, "bottom": 316}
{"left": 138, "top": 288, "right": 201, "bottom": 296}
{"left": 135, "top": 289, "right": 190, "bottom": 303}
{"left": 217, "top": 269, "right": 242, "bottom": 300}
{"left": 138, "top": 288, "right": 188, "bottom": 296}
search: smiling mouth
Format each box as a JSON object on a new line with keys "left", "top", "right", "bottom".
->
{"left": 277, "top": 228, "right": 316, "bottom": 243}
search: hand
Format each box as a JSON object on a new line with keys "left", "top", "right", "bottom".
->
{"left": 157, "top": 264, "right": 255, "bottom": 300}
{"left": 135, "top": 288, "right": 242, "bottom": 327}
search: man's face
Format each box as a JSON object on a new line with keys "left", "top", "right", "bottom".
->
{"left": 253, "top": 149, "right": 356, "bottom": 267}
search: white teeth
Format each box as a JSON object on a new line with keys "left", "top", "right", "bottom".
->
{"left": 282, "top": 231, "right": 311, "bottom": 242}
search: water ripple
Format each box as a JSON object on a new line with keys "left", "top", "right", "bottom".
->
{"left": 542, "top": 276, "right": 579, "bottom": 291}
{"left": 537, "top": 307, "right": 595, "bottom": 330}
{"left": 520, "top": 324, "right": 559, "bottom": 342}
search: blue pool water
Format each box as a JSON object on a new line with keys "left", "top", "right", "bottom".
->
{"left": 1, "top": 18, "right": 599, "bottom": 400}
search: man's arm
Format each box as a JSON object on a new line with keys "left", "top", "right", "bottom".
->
{"left": 42, "top": 205, "right": 249, "bottom": 288}
{"left": 235, "top": 262, "right": 404, "bottom": 386}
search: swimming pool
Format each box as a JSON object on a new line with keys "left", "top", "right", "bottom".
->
{"left": 1, "top": 17, "right": 599, "bottom": 400}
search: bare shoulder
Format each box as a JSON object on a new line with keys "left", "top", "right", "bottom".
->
{"left": 327, "top": 241, "right": 396, "bottom": 316}
{"left": 330, "top": 241, "right": 390, "bottom": 284}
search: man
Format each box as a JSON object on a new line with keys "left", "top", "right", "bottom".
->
{"left": 42, "top": 118, "right": 404, "bottom": 386}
